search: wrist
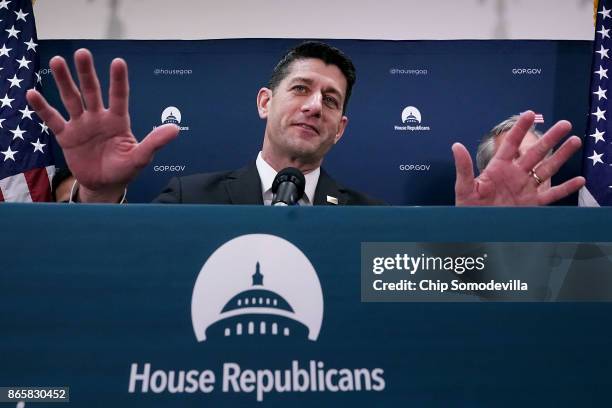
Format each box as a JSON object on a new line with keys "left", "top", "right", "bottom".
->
{"left": 70, "top": 180, "right": 127, "bottom": 203}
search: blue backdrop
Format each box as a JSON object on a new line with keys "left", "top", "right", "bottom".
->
{"left": 39, "top": 39, "right": 591, "bottom": 204}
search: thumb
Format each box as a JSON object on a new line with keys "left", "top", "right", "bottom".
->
{"left": 132, "top": 124, "right": 180, "bottom": 168}
{"left": 452, "top": 142, "right": 475, "bottom": 199}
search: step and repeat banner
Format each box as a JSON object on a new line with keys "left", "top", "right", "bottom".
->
{"left": 39, "top": 39, "right": 591, "bottom": 204}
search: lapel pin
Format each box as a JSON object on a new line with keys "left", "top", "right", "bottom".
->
{"left": 326, "top": 195, "right": 338, "bottom": 205}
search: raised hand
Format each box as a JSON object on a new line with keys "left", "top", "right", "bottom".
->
{"left": 453, "top": 111, "right": 585, "bottom": 206}
{"left": 26, "top": 49, "right": 179, "bottom": 202}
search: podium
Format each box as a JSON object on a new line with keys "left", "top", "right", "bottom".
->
{"left": 1, "top": 204, "right": 611, "bottom": 407}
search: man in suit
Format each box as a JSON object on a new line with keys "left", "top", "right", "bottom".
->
{"left": 26, "top": 42, "right": 584, "bottom": 206}
{"left": 152, "top": 42, "right": 383, "bottom": 206}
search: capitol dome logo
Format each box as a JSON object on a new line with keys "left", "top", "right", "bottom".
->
{"left": 191, "top": 234, "right": 324, "bottom": 343}
{"left": 401, "top": 106, "right": 422, "bottom": 124}
{"left": 395, "top": 105, "right": 431, "bottom": 132}
{"left": 161, "top": 106, "right": 181, "bottom": 124}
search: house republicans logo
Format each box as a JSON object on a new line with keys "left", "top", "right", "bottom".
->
{"left": 402, "top": 106, "right": 422, "bottom": 124}
{"left": 395, "top": 106, "right": 430, "bottom": 132}
{"left": 153, "top": 106, "right": 190, "bottom": 131}
{"left": 161, "top": 106, "right": 182, "bottom": 125}
{"left": 191, "top": 234, "right": 324, "bottom": 343}
{"left": 127, "top": 234, "right": 386, "bottom": 401}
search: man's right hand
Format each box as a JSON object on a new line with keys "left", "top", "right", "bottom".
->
{"left": 26, "top": 48, "right": 179, "bottom": 202}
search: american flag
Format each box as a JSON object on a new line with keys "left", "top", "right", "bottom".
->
{"left": 0, "top": 0, "right": 54, "bottom": 202}
{"left": 579, "top": 0, "right": 612, "bottom": 206}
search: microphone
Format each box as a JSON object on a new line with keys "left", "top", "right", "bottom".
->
{"left": 271, "top": 167, "right": 305, "bottom": 206}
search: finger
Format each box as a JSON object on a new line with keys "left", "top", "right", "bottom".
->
{"left": 74, "top": 48, "right": 104, "bottom": 112}
{"left": 516, "top": 120, "right": 572, "bottom": 172}
{"left": 108, "top": 58, "right": 129, "bottom": 116}
{"left": 529, "top": 136, "right": 582, "bottom": 182}
{"left": 131, "top": 124, "right": 179, "bottom": 169}
{"left": 452, "top": 142, "right": 476, "bottom": 198}
{"left": 538, "top": 176, "right": 585, "bottom": 205}
{"left": 494, "top": 111, "right": 535, "bottom": 162}
{"left": 26, "top": 89, "right": 66, "bottom": 135}
{"left": 49, "top": 55, "right": 84, "bottom": 118}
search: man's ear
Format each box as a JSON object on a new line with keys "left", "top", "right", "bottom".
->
{"left": 333, "top": 116, "right": 349, "bottom": 144}
{"left": 257, "top": 87, "right": 272, "bottom": 119}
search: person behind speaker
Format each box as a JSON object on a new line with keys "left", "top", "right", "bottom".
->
{"left": 476, "top": 115, "right": 552, "bottom": 193}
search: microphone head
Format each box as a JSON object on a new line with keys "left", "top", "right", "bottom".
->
{"left": 272, "top": 167, "right": 306, "bottom": 200}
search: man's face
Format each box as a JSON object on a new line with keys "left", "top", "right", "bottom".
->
{"left": 257, "top": 58, "right": 349, "bottom": 169}
{"left": 497, "top": 130, "right": 551, "bottom": 191}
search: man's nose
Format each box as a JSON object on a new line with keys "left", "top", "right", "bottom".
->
{"left": 301, "top": 92, "right": 322, "bottom": 117}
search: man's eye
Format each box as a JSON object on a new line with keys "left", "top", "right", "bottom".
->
{"left": 324, "top": 96, "right": 339, "bottom": 108}
{"left": 293, "top": 85, "right": 307, "bottom": 93}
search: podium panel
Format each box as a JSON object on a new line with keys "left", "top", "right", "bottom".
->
{"left": 1, "top": 205, "right": 611, "bottom": 407}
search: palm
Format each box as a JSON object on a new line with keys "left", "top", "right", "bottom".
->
{"left": 27, "top": 49, "right": 178, "bottom": 199}
{"left": 458, "top": 156, "right": 539, "bottom": 206}
{"left": 453, "top": 112, "right": 584, "bottom": 206}
{"left": 57, "top": 111, "right": 139, "bottom": 189}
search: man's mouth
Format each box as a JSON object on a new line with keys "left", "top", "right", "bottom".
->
{"left": 293, "top": 123, "right": 319, "bottom": 135}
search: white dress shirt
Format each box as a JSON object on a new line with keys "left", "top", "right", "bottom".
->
{"left": 256, "top": 151, "right": 320, "bottom": 206}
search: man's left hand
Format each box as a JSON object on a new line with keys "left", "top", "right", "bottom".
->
{"left": 453, "top": 111, "right": 585, "bottom": 206}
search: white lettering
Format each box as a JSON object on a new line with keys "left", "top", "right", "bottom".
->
{"left": 128, "top": 363, "right": 150, "bottom": 393}
{"left": 150, "top": 370, "right": 168, "bottom": 393}
{"left": 222, "top": 362, "right": 241, "bottom": 392}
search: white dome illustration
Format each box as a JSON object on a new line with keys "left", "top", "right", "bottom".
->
{"left": 191, "top": 234, "right": 324, "bottom": 342}
{"left": 401, "top": 106, "right": 422, "bottom": 124}
{"left": 161, "top": 106, "right": 181, "bottom": 124}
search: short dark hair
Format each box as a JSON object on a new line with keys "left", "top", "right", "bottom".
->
{"left": 268, "top": 41, "right": 356, "bottom": 113}
{"left": 51, "top": 167, "right": 73, "bottom": 201}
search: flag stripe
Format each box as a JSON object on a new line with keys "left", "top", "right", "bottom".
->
{"left": 24, "top": 166, "right": 52, "bottom": 201}
{"left": 0, "top": 172, "right": 33, "bottom": 202}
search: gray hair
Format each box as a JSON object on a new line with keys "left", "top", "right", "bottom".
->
{"left": 476, "top": 115, "right": 541, "bottom": 172}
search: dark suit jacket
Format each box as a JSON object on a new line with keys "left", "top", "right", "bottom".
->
{"left": 153, "top": 163, "right": 385, "bottom": 205}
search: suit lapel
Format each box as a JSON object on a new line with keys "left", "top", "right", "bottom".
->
{"left": 313, "top": 168, "right": 347, "bottom": 206}
{"left": 224, "top": 163, "right": 264, "bottom": 205}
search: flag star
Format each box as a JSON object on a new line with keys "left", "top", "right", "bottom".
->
{"left": 1, "top": 146, "right": 17, "bottom": 161}
{"left": 19, "top": 105, "right": 33, "bottom": 119}
{"left": 590, "top": 128, "right": 606, "bottom": 144}
{"left": 592, "top": 106, "right": 606, "bottom": 121}
{"left": 5, "top": 25, "right": 20, "bottom": 39}
{"left": 588, "top": 150, "right": 604, "bottom": 166}
{"left": 10, "top": 124, "right": 26, "bottom": 140}
{"left": 594, "top": 86, "right": 607, "bottom": 101}
{"left": 0, "top": 44, "right": 11, "bottom": 58}
{"left": 600, "top": 5, "right": 612, "bottom": 20}
{"left": 7, "top": 73, "right": 22, "bottom": 88}
{"left": 31, "top": 138, "right": 45, "bottom": 153}
{"left": 38, "top": 121, "right": 49, "bottom": 134}
{"left": 14, "top": 9, "right": 28, "bottom": 22}
{"left": 35, "top": 72, "right": 41, "bottom": 83}
{"left": 0, "top": 0, "right": 10, "bottom": 10}
{"left": 598, "top": 25, "right": 611, "bottom": 39}
{"left": 0, "top": 118, "right": 4, "bottom": 128}
{"left": 595, "top": 65, "right": 609, "bottom": 79}
{"left": 596, "top": 45, "right": 610, "bottom": 60}
{"left": 24, "top": 38, "right": 37, "bottom": 51}
{"left": 16, "top": 56, "right": 31, "bottom": 69}
{"left": 0, "top": 93, "right": 14, "bottom": 107}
